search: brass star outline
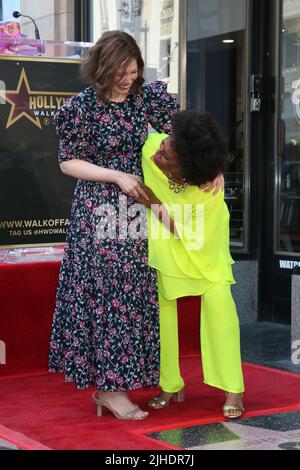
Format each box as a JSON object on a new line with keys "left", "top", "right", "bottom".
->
{"left": 0, "top": 68, "right": 76, "bottom": 130}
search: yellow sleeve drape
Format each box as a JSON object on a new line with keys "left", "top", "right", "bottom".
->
{"left": 142, "top": 133, "right": 235, "bottom": 285}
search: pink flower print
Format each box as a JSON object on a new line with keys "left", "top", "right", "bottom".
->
{"left": 75, "top": 285, "right": 82, "bottom": 295}
{"left": 121, "top": 155, "right": 129, "bottom": 164}
{"left": 106, "top": 370, "right": 117, "bottom": 381}
{"left": 124, "top": 263, "right": 131, "bottom": 273}
{"left": 120, "top": 313, "right": 128, "bottom": 322}
{"left": 74, "top": 116, "right": 81, "bottom": 125}
{"left": 120, "top": 118, "right": 133, "bottom": 130}
{"left": 50, "top": 341, "right": 59, "bottom": 351}
{"left": 93, "top": 236, "right": 100, "bottom": 245}
{"left": 108, "top": 327, "right": 117, "bottom": 335}
{"left": 74, "top": 355, "right": 85, "bottom": 366}
{"left": 112, "top": 298, "right": 120, "bottom": 308}
{"left": 100, "top": 114, "right": 111, "bottom": 124}
{"left": 99, "top": 247, "right": 107, "bottom": 256}
{"left": 96, "top": 378, "right": 104, "bottom": 388}
{"left": 109, "top": 136, "right": 120, "bottom": 147}
{"left": 124, "top": 120, "right": 134, "bottom": 131}
{"left": 139, "top": 358, "right": 145, "bottom": 367}
{"left": 96, "top": 306, "right": 104, "bottom": 316}
{"left": 140, "top": 131, "right": 147, "bottom": 141}
{"left": 121, "top": 355, "right": 128, "bottom": 364}
{"left": 71, "top": 308, "right": 77, "bottom": 317}
{"left": 79, "top": 238, "right": 87, "bottom": 249}
{"left": 62, "top": 331, "right": 71, "bottom": 341}
{"left": 132, "top": 380, "right": 141, "bottom": 388}
{"left": 85, "top": 199, "right": 92, "bottom": 209}
{"left": 123, "top": 335, "right": 130, "bottom": 344}
{"left": 124, "top": 284, "right": 132, "bottom": 294}
{"left": 135, "top": 287, "right": 141, "bottom": 296}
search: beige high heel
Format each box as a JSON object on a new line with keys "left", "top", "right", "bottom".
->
{"left": 148, "top": 388, "right": 185, "bottom": 409}
{"left": 93, "top": 392, "right": 149, "bottom": 420}
{"left": 223, "top": 392, "right": 244, "bottom": 419}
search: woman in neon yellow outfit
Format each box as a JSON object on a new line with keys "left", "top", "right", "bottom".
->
{"left": 136, "top": 111, "right": 245, "bottom": 418}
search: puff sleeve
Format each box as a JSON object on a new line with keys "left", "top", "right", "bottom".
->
{"left": 143, "top": 81, "right": 180, "bottom": 133}
{"left": 53, "top": 91, "right": 94, "bottom": 163}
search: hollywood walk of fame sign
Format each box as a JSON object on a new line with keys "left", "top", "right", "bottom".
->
{"left": 0, "top": 56, "right": 85, "bottom": 248}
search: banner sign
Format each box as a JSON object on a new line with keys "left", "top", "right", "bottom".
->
{"left": 0, "top": 57, "right": 85, "bottom": 248}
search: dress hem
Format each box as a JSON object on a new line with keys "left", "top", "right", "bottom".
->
{"left": 48, "top": 369, "right": 160, "bottom": 392}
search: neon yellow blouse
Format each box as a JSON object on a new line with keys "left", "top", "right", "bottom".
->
{"left": 142, "top": 133, "right": 235, "bottom": 297}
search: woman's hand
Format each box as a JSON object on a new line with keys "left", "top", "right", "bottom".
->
{"left": 115, "top": 173, "right": 149, "bottom": 200}
{"left": 132, "top": 184, "right": 178, "bottom": 236}
{"left": 131, "top": 183, "right": 160, "bottom": 208}
{"left": 200, "top": 174, "right": 224, "bottom": 195}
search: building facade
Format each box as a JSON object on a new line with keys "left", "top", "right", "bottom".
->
{"left": 1, "top": 0, "right": 300, "bottom": 325}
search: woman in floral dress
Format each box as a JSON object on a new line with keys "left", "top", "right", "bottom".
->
{"left": 48, "top": 31, "right": 179, "bottom": 420}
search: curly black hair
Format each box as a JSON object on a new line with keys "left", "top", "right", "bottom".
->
{"left": 171, "top": 111, "right": 227, "bottom": 186}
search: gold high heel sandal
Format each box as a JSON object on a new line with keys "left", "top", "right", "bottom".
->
{"left": 223, "top": 392, "right": 244, "bottom": 419}
{"left": 148, "top": 388, "right": 185, "bottom": 409}
{"left": 93, "top": 392, "right": 149, "bottom": 420}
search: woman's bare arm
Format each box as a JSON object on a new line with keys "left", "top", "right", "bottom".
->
{"left": 133, "top": 183, "right": 178, "bottom": 236}
{"left": 60, "top": 160, "right": 149, "bottom": 200}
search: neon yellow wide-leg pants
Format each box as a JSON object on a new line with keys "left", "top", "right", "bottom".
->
{"left": 158, "top": 283, "right": 245, "bottom": 394}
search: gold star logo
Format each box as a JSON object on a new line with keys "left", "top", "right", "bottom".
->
{"left": 0, "top": 68, "right": 76, "bottom": 130}
{"left": 0, "top": 68, "right": 43, "bottom": 129}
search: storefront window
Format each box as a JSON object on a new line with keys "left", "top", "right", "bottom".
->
{"left": 277, "top": 0, "right": 300, "bottom": 254}
{"left": 0, "top": 0, "right": 76, "bottom": 41}
{"left": 187, "top": 0, "right": 248, "bottom": 250}
{"left": 90, "top": 0, "right": 179, "bottom": 95}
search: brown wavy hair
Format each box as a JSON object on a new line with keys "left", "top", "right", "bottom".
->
{"left": 81, "top": 30, "right": 145, "bottom": 101}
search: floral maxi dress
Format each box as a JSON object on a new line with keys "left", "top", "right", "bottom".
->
{"left": 48, "top": 81, "right": 179, "bottom": 391}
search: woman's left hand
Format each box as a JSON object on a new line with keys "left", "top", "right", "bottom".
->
{"left": 200, "top": 174, "right": 224, "bottom": 195}
{"left": 132, "top": 183, "right": 160, "bottom": 207}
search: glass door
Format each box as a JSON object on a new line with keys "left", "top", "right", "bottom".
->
{"left": 261, "top": 0, "right": 300, "bottom": 324}
{"left": 186, "top": 0, "right": 250, "bottom": 252}
{"left": 276, "top": 0, "right": 300, "bottom": 256}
